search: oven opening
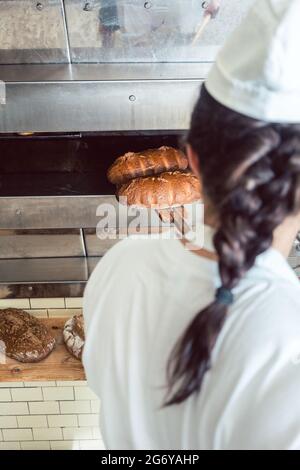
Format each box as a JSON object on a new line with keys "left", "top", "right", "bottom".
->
{"left": 0, "top": 131, "right": 185, "bottom": 197}
{"left": 0, "top": 130, "right": 186, "bottom": 296}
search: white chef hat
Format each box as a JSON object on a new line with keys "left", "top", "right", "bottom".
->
{"left": 205, "top": 0, "right": 300, "bottom": 123}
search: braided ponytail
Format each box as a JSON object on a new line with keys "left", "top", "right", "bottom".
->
{"left": 164, "top": 86, "right": 300, "bottom": 406}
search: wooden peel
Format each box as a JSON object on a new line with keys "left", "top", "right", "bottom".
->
{"left": 192, "top": 0, "right": 221, "bottom": 46}
{"left": 192, "top": 14, "right": 212, "bottom": 46}
{"left": 157, "top": 206, "right": 192, "bottom": 237}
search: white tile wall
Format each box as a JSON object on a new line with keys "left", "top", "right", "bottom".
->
{"left": 50, "top": 440, "right": 80, "bottom": 450}
{"left": 0, "top": 383, "right": 103, "bottom": 450}
{"left": 0, "top": 382, "right": 103, "bottom": 449}
{"left": 17, "top": 415, "right": 48, "bottom": 428}
{"left": 25, "top": 381, "right": 56, "bottom": 387}
{"left": 0, "top": 441, "right": 21, "bottom": 450}
{"left": 0, "top": 299, "right": 104, "bottom": 451}
{"left": 30, "top": 298, "right": 65, "bottom": 309}
{"left": 43, "top": 387, "right": 74, "bottom": 401}
{"left": 0, "top": 299, "right": 30, "bottom": 309}
{"left": 78, "top": 414, "right": 99, "bottom": 427}
{"left": 29, "top": 401, "right": 60, "bottom": 415}
{"left": 74, "top": 387, "right": 98, "bottom": 401}
{"left": 21, "top": 441, "right": 51, "bottom": 450}
{"left": 0, "top": 388, "right": 11, "bottom": 402}
{"left": 47, "top": 415, "right": 78, "bottom": 428}
{"left": 63, "top": 427, "right": 93, "bottom": 440}
{"left": 0, "top": 382, "right": 24, "bottom": 388}
{"left": 56, "top": 381, "right": 87, "bottom": 387}
{"left": 0, "top": 416, "right": 18, "bottom": 428}
{"left": 92, "top": 427, "right": 102, "bottom": 439}
{"left": 33, "top": 427, "right": 63, "bottom": 441}
{"left": 1, "top": 299, "right": 83, "bottom": 320}
{"left": 91, "top": 400, "right": 101, "bottom": 414}
{"left": 48, "top": 309, "right": 82, "bottom": 318}
{"left": 81, "top": 439, "right": 106, "bottom": 450}
{"left": 59, "top": 400, "right": 91, "bottom": 414}
{"left": 25, "top": 309, "right": 48, "bottom": 318}
{"left": 11, "top": 387, "right": 43, "bottom": 402}
{"left": 65, "top": 298, "right": 83, "bottom": 308}
{"left": 2, "top": 298, "right": 84, "bottom": 320}
{"left": 0, "top": 402, "right": 29, "bottom": 415}
{"left": 3, "top": 428, "right": 33, "bottom": 441}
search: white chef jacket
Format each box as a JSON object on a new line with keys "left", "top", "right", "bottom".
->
{"left": 83, "top": 229, "right": 300, "bottom": 450}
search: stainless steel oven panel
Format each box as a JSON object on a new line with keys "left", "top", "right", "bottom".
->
{"left": 0, "top": 79, "right": 201, "bottom": 132}
{"left": 0, "top": 0, "right": 254, "bottom": 64}
{"left": 0, "top": 257, "right": 89, "bottom": 282}
{"left": 0, "top": 196, "right": 117, "bottom": 229}
{"left": 0, "top": 229, "right": 85, "bottom": 258}
{"left": 0, "top": 0, "right": 70, "bottom": 63}
{"left": 65, "top": 0, "right": 254, "bottom": 63}
{"left": 0, "top": 62, "right": 211, "bottom": 81}
{"left": 0, "top": 196, "right": 173, "bottom": 230}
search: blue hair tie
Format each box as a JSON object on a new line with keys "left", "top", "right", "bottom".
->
{"left": 216, "top": 287, "right": 234, "bottom": 306}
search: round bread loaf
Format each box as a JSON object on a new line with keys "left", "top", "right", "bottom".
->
{"left": 63, "top": 314, "right": 85, "bottom": 360}
{"left": 107, "top": 146, "right": 188, "bottom": 185}
{"left": 117, "top": 171, "right": 202, "bottom": 208}
{"left": 0, "top": 309, "right": 55, "bottom": 363}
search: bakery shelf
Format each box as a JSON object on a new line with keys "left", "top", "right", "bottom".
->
{"left": 0, "top": 318, "right": 85, "bottom": 382}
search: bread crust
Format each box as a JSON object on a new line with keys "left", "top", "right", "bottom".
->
{"left": 107, "top": 146, "right": 188, "bottom": 185}
{"left": 0, "top": 308, "right": 55, "bottom": 363}
{"left": 117, "top": 171, "right": 202, "bottom": 208}
{"left": 63, "top": 314, "right": 85, "bottom": 360}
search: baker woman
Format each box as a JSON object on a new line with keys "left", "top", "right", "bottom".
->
{"left": 83, "top": 0, "right": 300, "bottom": 449}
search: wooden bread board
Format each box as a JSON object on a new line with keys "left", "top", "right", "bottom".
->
{"left": 0, "top": 318, "right": 85, "bottom": 382}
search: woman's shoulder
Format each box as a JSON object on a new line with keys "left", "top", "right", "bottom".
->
{"left": 96, "top": 237, "right": 185, "bottom": 270}
{"left": 85, "top": 237, "right": 185, "bottom": 293}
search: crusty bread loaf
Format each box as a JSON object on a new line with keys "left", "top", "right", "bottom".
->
{"left": 0, "top": 309, "right": 55, "bottom": 363}
{"left": 117, "top": 171, "right": 202, "bottom": 208}
{"left": 63, "top": 314, "right": 85, "bottom": 360}
{"left": 107, "top": 146, "right": 188, "bottom": 185}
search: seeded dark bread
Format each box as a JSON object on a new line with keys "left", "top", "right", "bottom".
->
{"left": 117, "top": 171, "right": 202, "bottom": 208}
{"left": 107, "top": 146, "right": 188, "bottom": 185}
{"left": 63, "top": 314, "right": 85, "bottom": 360}
{"left": 0, "top": 308, "right": 55, "bottom": 362}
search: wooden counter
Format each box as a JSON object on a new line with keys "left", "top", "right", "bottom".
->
{"left": 0, "top": 318, "right": 85, "bottom": 382}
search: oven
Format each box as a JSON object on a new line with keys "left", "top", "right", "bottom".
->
{"left": 0, "top": 0, "right": 256, "bottom": 301}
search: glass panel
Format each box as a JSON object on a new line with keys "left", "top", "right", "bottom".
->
{"left": 65, "top": 0, "right": 255, "bottom": 63}
{"left": 0, "top": 0, "right": 69, "bottom": 63}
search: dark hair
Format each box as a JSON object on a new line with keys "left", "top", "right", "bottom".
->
{"left": 164, "top": 85, "right": 300, "bottom": 406}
